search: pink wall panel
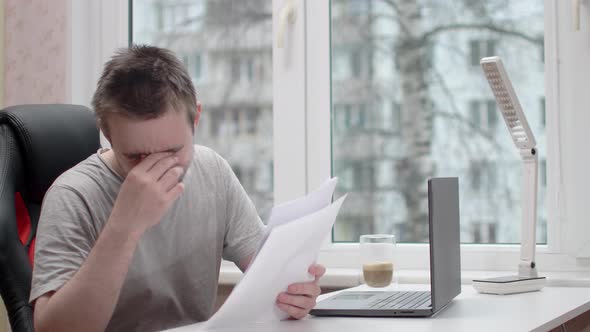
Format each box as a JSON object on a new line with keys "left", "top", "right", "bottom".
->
{"left": 4, "top": 0, "right": 67, "bottom": 107}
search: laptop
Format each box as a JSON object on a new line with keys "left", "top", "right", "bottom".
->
{"left": 310, "top": 177, "right": 461, "bottom": 318}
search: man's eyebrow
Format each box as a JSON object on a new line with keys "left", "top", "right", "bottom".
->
{"left": 123, "top": 145, "right": 184, "bottom": 158}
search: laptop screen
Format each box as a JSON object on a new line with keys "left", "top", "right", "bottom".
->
{"left": 428, "top": 177, "right": 461, "bottom": 312}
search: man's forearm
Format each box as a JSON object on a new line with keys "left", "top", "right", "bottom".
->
{"left": 34, "top": 218, "right": 142, "bottom": 332}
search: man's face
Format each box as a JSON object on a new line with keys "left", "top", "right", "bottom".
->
{"left": 105, "top": 109, "right": 195, "bottom": 178}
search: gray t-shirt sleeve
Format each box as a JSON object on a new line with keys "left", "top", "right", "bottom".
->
{"left": 30, "top": 185, "right": 98, "bottom": 303}
{"left": 216, "top": 155, "right": 265, "bottom": 265}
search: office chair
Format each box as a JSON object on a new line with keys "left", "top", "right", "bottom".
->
{"left": 0, "top": 104, "right": 100, "bottom": 332}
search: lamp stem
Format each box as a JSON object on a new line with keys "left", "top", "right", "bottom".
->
{"left": 519, "top": 147, "right": 539, "bottom": 278}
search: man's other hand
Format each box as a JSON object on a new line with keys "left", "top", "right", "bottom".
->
{"left": 276, "top": 264, "right": 326, "bottom": 319}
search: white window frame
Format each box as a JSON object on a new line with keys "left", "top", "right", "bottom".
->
{"left": 69, "top": 0, "right": 590, "bottom": 274}
{"left": 305, "top": 0, "right": 590, "bottom": 274}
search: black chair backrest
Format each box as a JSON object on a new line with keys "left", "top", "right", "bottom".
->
{"left": 0, "top": 104, "right": 100, "bottom": 332}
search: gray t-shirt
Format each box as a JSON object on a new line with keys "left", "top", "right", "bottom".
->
{"left": 30, "top": 145, "right": 265, "bottom": 331}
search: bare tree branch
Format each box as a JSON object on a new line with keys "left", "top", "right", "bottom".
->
{"left": 422, "top": 23, "right": 543, "bottom": 46}
{"left": 374, "top": 0, "right": 413, "bottom": 36}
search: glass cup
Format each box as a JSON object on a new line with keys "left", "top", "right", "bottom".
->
{"left": 360, "top": 234, "right": 396, "bottom": 288}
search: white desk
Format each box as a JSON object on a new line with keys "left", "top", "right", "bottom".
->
{"left": 166, "top": 284, "right": 590, "bottom": 332}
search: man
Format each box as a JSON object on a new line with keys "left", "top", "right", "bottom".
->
{"left": 30, "top": 45, "right": 325, "bottom": 332}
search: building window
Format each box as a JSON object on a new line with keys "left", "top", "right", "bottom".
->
{"left": 487, "top": 100, "right": 498, "bottom": 129}
{"left": 471, "top": 221, "right": 497, "bottom": 243}
{"left": 181, "top": 54, "right": 189, "bottom": 68}
{"left": 246, "top": 59, "right": 254, "bottom": 82}
{"left": 470, "top": 161, "right": 482, "bottom": 191}
{"left": 540, "top": 35, "right": 545, "bottom": 63}
{"left": 469, "top": 99, "right": 498, "bottom": 131}
{"left": 540, "top": 97, "right": 546, "bottom": 128}
{"left": 245, "top": 108, "right": 259, "bottom": 135}
{"left": 337, "top": 162, "right": 355, "bottom": 191}
{"left": 469, "top": 39, "right": 497, "bottom": 66}
{"left": 332, "top": 49, "right": 349, "bottom": 81}
{"left": 343, "top": 105, "right": 352, "bottom": 129}
{"left": 231, "top": 58, "right": 241, "bottom": 81}
{"left": 210, "top": 110, "right": 224, "bottom": 137}
{"left": 470, "top": 161, "right": 496, "bottom": 192}
{"left": 350, "top": 50, "right": 362, "bottom": 78}
{"left": 192, "top": 53, "right": 202, "bottom": 79}
{"left": 352, "top": 162, "right": 363, "bottom": 189}
{"left": 540, "top": 159, "right": 547, "bottom": 187}
{"left": 382, "top": 101, "right": 402, "bottom": 134}
{"left": 358, "top": 104, "right": 367, "bottom": 129}
{"left": 230, "top": 57, "right": 255, "bottom": 82}
{"left": 232, "top": 110, "right": 240, "bottom": 136}
{"left": 155, "top": 3, "right": 164, "bottom": 31}
{"left": 469, "top": 100, "right": 482, "bottom": 128}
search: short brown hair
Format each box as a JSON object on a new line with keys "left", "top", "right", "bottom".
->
{"left": 92, "top": 45, "right": 197, "bottom": 133}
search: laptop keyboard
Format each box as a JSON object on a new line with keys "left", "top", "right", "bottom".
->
{"left": 369, "top": 291, "right": 431, "bottom": 309}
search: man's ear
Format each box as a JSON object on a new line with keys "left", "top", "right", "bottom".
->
{"left": 194, "top": 103, "right": 202, "bottom": 130}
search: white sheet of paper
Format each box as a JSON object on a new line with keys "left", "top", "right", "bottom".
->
{"left": 195, "top": 195, "right": 347, "bottom": 330}
{"left": 266, "top": 177, "right": 338, "bottom": 228}
{"left": 253, "top": 178, "right": 338, "bottom": 256}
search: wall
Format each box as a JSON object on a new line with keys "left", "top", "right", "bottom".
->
{"left": 3, "top": 0, "right": 68, "bottom": 107}
{"left": 1, "top": 1, "right": 68, "bottom": 330}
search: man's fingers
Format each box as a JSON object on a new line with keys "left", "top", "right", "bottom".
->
{"left": 159, "top": 166, "right": 184, "bottom": 192}
{"left": 165, "top": 182, "right": 185, "bottom": 202}
{"left": 133, "top": 152, "right": 173, "bottom": 173}
{"left": 150, "top": 155, "right": 180, "bottom": 180}
{"left": 287, "top": 282, "right": 321, "bottom": 298}
{"left": 276, "top": 302, "right": 308, "bottom": 320}
{"left": 278, "top": 292, "right": 316, "bottom": 310}
{"left": 309, "top": 264, "right": 326, "bottom": 281}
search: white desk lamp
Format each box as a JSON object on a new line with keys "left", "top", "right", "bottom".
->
{"left": 472, "top": 56, "right": 547, "bottom": 295}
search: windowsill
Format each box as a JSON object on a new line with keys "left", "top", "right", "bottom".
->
{"left": 219, "top": 265, "right": 590, "bottom": 288}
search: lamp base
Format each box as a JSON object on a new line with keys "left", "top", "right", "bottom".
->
{"left": 472, "top": 276, "right": 546, "bottom": 295}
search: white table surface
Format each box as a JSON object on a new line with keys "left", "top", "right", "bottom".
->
{"left": 165, "top": 284, "right": 590, "bottom": 332}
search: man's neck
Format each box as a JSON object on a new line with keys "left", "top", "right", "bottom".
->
{"left": 100, "top": 149, "right": 125, "bottom": 178}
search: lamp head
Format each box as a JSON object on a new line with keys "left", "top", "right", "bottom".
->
{"left": 481, "top": 56, "right": 536, "bottom": 150}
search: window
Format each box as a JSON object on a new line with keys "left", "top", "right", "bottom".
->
{"left": 469, "top": 39, "right": 497, "bottom": 66}
{"left": 470, "top": 161, "right": 482, "bottom": 191}
{"left": 246, "top": 59, "right": 254, "bottom": 82}
{"left": 540, "top": 97, "right": 546, "bottom": 128}
{"left": 540, "top": 159, "right": 547, "bottom": 187}
{"left": 132, "top": 0, "right": 274, "bottom": 220}
{"left": 81, "top": 0, "right": 585, "bottom": 272}
{"left": 245, "top": 108, "right": 259, "bottom": 135}
{"left": 350, "top": 50, "right": 362, "bottom": 78}
{"left": 192, "top": 53, "right": 202, "bottom": 80}
{"left": 471, "top": 221, "right": 497, "bottom": 244}
{"left": 209, "top": 109, "right": 224, "bottom": 138}
{"left": 486, "top": 100, "right": 498, "bottom": 129}
{"left": 389, "top": 102, "right": 402, "bottom": 134}
{"left": 330, "top": 0, "right": 546, "bottom": 244}
{"left": 231, "top": 58, "right": 241, "bottom": 81}
{"left": 469, "top": 99, "right": 498, "bottom": 131}
{"left": 230, "top": 57, "right": 255, "bottom": 83}
{"left": 469, "top": 161, "right": 496, "bottom": 192}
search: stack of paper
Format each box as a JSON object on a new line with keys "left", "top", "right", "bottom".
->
{"left": 164, "top": 178, "right": 346, "bottom": 331}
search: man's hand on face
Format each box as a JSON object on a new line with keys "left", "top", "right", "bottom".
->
{"left": 108, "top": 152, "right": 185, "bottom": 237}
{"left": 276, "top": 264, "right": 326, "bottom": 320}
